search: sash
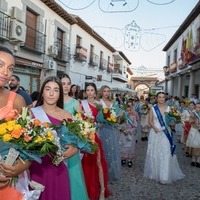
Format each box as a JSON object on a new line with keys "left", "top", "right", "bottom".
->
{"left": 31, "top": 106, "right": 57, "bottom": 137}
{"left": 154, "top": 105, "right": 176, "bottom": 156}
{"left": 193, "top": 111, "right": 200, "bottom": 122}
{"left": 81, "top": 100, "right": 93, "bottom": 118}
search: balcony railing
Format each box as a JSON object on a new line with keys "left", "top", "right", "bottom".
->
{"left": 107, "top": 62, "right": 113, "bottom": 73}
{"left": 75, "top": 45, "right": 87, "bottom": 62}
{"left": 89, "top": 53, "right": 99, "bottom": 67}
{"left": 169, "top": 62, "right": 177, "bottom": 73}
{"left": 0, "top": 11, "right": 10, "bottom": 40}
{"left": 21, "top": 25, "right": 46, "bottom": 53}
{"left": 99, "top": 58, "right": 107, "bottom": 70}
{"left": 53, "top": 42, "right": 70, "bottom": 62}
{"left": 113, "top": 69, "right": 122, "bottom": 74}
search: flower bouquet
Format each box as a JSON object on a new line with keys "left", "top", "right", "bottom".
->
{"left": 140, "top": 103, "right": 150, "bottom": 115}
{"left": 53, "top": 112, "right": 99, "bottom": 165}
{"left": 165, "top": 107, "right": 182, "bottom": 127}
{"left": 0, "top": 107, "right": 59, "bottom": 165}
{"left": 96, "top": 104, "right": 118, "bottom": 125}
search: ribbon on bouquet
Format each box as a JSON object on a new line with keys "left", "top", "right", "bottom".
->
{"left": 154, "top": 105, "right": 176, "bottom": 156}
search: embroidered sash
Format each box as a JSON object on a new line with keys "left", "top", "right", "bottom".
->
{"left": 154, "top": 105, "right": 176, "bottom": 156}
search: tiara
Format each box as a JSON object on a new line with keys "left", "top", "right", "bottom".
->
{"left": 156, "top": 90, "right": 165, "bottom": 95}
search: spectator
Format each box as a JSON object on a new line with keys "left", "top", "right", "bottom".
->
{"left": 9, "top": 75, "right": 33, "bottom": 108}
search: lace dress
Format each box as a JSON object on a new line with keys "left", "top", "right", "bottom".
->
{"left": 97, "top": 99, "right": 121, "bottom": 181}
{"left": 144, "top": 106, "right": 185, "bottom": 184}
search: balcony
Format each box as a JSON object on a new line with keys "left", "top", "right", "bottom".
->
{"left": 0, "top": 11, "right": 10, "bottom": 40}
{"left": 21, "top": 25, "right": 46, "bottom": 53}
{"left": 52, "top": 42, "right": 70, "bottom": 62}
{"left": 75, "top": 45, "right": 87, "bottom": 62}
{"left": 107, "top": 62, "right": 113, "bottom": 73}
{"left": 89, "top": 53, "right": 99, "bottom": 67}
{"left": 169, "top": 62, "right": 177, "bottom": 73}
{"left": 99, "top": 58, "right": 107, "bottom": 71}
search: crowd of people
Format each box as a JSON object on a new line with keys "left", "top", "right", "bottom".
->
{"left": 0, "top": 46, "right": 200, "bottom": 199}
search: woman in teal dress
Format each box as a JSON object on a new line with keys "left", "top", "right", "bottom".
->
{"left": 59, "top": 74, "right": 88, "bottom": 200}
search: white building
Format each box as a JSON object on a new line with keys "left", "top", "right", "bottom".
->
{"left": 162, "top": 1, "right": 200, "bottom": 99}
{"left": 0, "top": 0, "right": 134, "bottom": 94}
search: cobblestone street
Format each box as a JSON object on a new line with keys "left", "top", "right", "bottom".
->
{"left": 107, "top": 137, "right": 200, "bottom": 200}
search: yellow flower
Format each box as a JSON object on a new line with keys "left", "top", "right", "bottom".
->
{"left": 46, "top": 131, "right": 54, "bottom": 141}
{"left": 103, "top": 108, "right": 108, "bottom": 114}
{"left": 6, "top": 120, "right": 16, "bottom": 131}
{"left": 0, "top": 123, "right": 7, "bottom": 135}
{"left": 13, "top": 124, "right": 22, "bottom": 130}
{"left": 2, "top": 133, "right": 12, "bottom": 142}
{"left": 34, "top": 136, "right": 43, "bottom": 143}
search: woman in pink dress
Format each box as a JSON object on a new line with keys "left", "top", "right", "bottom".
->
{"left": 30, "top": 76, "right": 78, "bottom": 200}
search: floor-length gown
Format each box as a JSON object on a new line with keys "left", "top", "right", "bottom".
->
{"left": 81, "top": 102, "right": 110, "bottom": 200}
{"left": 64, "top": 98, "right": 89, "bottom": 200}
{"left": 144, "top": 106, "right": 185, "bottom": 184}
{"left": 97, "top": 99, "right": 121, "bottom": 182}
{"left": 30, "top": 114, "right": 71, "bottom": 200}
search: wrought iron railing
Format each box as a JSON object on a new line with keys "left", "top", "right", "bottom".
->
{"left": 0, "top": 11, "right": 10, "bottom": 40}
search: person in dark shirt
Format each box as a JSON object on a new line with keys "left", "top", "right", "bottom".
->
{"left": 9, "top": 75, "right": 33, "bottom": 108}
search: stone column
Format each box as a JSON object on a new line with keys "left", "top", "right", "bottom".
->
{"left": 177, "top": 75, "right": 182, "bottom": 97}
{"left": 188, "top": 70, "right": 195, "bottom": 98}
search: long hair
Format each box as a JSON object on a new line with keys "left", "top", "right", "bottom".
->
{"left": 69, "top": 84, "right": 78, "bottom": 98}
{"left": 85, "top": 82, "right": 97, "bottom": 97}
{"left": 97, "top": 85, "right": 111, "bottom": 100}
{"left": 58, "top": 73, "right": 71, "bottom": 83}
{"left": 36, "top": 76, "right": 64, "bottom": 109}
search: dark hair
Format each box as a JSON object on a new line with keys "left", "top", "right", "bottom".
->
{"left": 31, "top": 91, "right": 40, "bottom": 102}
{"left": 11, "top": 75, "right": 20, "bottom": 81}
{"left": 69, "top": 84, "right": 78, "bottom": 98}
{"left": 36, "top": 76, "right": 64, "bottom": 108}
{"left": 0, "top": 46, "right": 14, "bottom": 56}
{"left": 156, "top": 91, "right": 165, "bottom": 97}
{"left": 85, "top": 83, "right": 97, "bottom": 94}
{"left": 189, "top": 101, "right": 195, "bottom": 106}
{"left": 78, "top": 89, "right": 86, "bottom": 100}
{"left": 58, "top": 73, "right": 71, "bottom": 83}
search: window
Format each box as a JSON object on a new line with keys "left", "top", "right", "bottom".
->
{"left": 57, "top": 28, "right": 64, "bottom": 59}
{"left": 174, "top": 49, "right": 177, "bottom": 63}
{"left": 25, "top": 9, "right": 37, "bottom": 48}
{"left": 90, "top": 44, "right": 94, "bottom": 61}
{"left": 197, "top": 27, "right": 200, "bottom": 44}
{"left": 76, "top": 35, "right": 81, "bottom": 46}
{"left": 167, "top": 55, "right": 170, "bottom": 67}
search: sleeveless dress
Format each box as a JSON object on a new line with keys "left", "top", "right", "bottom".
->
{"left": 0, "top": 91, "right": 17, "bottom": 120}
{"left": 97, "top": 99, "right": 121, "bottom": 182}
{"left": 64, "top": 98, "right": 89, "bottom": 200}
{"left": 0, "top": 91, "right": 25, "bottom": 200}
{"left": 81, "top": 101, "right": 110, "bottom": 200}
{"left": 30, "top": 113, "right": 71, "bottom": 200}
{"left": 144, "top": 106, "right": 185, "bottom": 184}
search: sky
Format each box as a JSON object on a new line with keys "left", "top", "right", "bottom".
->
{"left": 55, "top": 0, "right": 199, "bottom": 71}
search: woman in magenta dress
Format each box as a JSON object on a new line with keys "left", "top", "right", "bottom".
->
{"left": 81, "top": 83, "right": 110, "bottom": 200}
{"left": 30, "top": 76, "right": 78, "bottom": 200}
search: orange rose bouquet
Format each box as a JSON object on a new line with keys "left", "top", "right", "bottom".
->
{"left": 0, "top": 107, "right": 59, "bottom": 164}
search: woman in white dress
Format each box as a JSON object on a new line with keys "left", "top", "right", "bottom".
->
{"left": 144, "top": 91, "right": 185, "bottom": 184}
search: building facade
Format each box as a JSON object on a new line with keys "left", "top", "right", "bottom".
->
{"left": 162, "top": 1, "right": 200, "bottom": 99}
{"left": 0, "top": 0, "right": 133, "bottom": 94}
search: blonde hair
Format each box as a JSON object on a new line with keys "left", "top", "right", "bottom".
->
{"left": 97, "top": 85, "right": 111, "bottom": 100}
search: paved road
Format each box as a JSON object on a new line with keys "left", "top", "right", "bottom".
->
{"left": 107, "top": 137, "right": 200, "bottom": 200}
